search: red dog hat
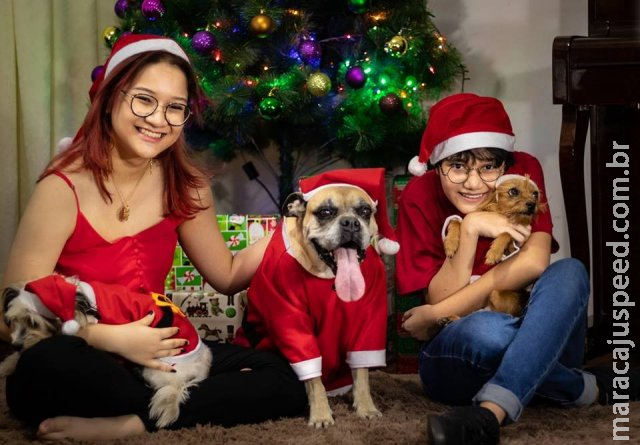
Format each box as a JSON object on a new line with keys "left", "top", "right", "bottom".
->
{"left": 408, "top": 93, "right": 515, "bottom": 175}
{"left": 298, "top": 168, "right": 400, "bottom": 255}
{"left": 25, "top": 275, "right": 81, "bottom": 335}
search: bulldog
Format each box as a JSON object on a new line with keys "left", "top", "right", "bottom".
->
{"left": 240, "top": 169, "right": 394, "bottom": 428}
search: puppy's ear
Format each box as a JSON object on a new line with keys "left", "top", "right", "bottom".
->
{"left": 282, "top": 192, "right": 306, "bottom": 218}
{"left": 1, "top": 287, "right": 20, "bottom": 314}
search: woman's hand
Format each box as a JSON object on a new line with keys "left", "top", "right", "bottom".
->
{"left": 463, "top": 212, "right": 531, "bottom": 246}
{"left": 83, "top": 313, "right": 187, "bottom": 373}
{"left": 401, "top": 304, "right": 440, "bottom": 341}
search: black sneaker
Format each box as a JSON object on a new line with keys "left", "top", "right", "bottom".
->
{"left": 427, "top": 406, "right": 500, "bottom": 445}
{"left": 585, "top": 365, "right": 640, "bottom": 405}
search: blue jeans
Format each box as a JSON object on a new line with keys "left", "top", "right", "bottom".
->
{"left": 419, "top": 258, "right": 596, "bottom": 422}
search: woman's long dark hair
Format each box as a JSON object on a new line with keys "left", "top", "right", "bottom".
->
{"left": 41, "top": 51, "right": 208, "bottom": 219}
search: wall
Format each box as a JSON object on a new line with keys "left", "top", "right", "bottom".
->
{"left": 426, "top": 0, "right": 589, "bottom": 264}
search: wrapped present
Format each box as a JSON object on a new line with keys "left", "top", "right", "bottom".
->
{"left": 171, "top": 290, "right": 247, "bottom": 343}
{"left": 164, "top": 214, "right": 279, "bottom": 293}
{"left": 389, "top": 175, "right": 421, "bottom": 373}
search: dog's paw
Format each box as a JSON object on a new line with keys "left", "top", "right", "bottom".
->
{"left": 308, "top": 412, "right": 335, "bottom": 429}
{"left": 484, "top": 249, "right": 503, "bottom": 265}
{"left": 443, "top": 236, "right": 459, "bottom": 258}
{"left": 355, "top": 404, "right": 382, "bottom": 419}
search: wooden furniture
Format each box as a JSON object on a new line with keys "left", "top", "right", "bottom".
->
{"left": 552, "top": 0, "right": 640, "bottom": 356}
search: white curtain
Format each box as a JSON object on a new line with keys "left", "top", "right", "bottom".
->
{"left": 0, "top": 0, "right": 116, "bottom": 282}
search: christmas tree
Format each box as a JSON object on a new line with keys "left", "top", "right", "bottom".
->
{"left": 105, "top": 0, "right": 463, "bottom": 205}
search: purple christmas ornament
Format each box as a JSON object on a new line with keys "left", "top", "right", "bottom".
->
{"left": 345, "top": 66, "right": 367, "bottom": 89}
{"left": 298, "top": 40, "right": 322, "bottom": 65}
{"left": 191, "top": 30, "right": 217, "bottom": 55}
{"left": 141, "top": 0, "right": 165, "bottom": 21}
{"left": 114, "top": 0, "right": 129, "bottom": 18}
{"left": 91, "top": 65, "right": 105, "bottom": 82}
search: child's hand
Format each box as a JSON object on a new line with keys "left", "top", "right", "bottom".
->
{"left": 463, "top": 212, "right": 531, "bottom": 245}
{"left": 401, "top": 305, "right": 439, "bottom": 341}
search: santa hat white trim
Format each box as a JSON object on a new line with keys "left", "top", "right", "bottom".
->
{"left": 16, "top": 290, "right": 57, "bottom": 320}
{"left": 301, "top": 183, "right": 374, "bottom": 203}
{"left": 104, "top": 39, "right": 190, "bottom": 78}
{"left": 495, "top": 174, "right": 538, "bottom": 190}
{"left": 431, "top": 132, "right": 515, "bottom": 165}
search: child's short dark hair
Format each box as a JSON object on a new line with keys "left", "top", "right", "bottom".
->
{"left": 432, "top": 147, "right": 515, "bottom": 170}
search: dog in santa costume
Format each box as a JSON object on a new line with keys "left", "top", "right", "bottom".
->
{"left": 238, "top": 168, "right": 398, "bottom": 428}
{"left": 0, "top": 274, "right": 210, "bottom": 429}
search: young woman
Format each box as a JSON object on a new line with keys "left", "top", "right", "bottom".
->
{"left": 395, "top": 93, "right": 638, "bottom": 445}
{"left": 1, "top": 34, "right": 306, "bottom": 441}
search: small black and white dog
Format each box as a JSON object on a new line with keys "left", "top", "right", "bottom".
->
{"left": 0, "top": 275, "right": 211, "bottom": 428}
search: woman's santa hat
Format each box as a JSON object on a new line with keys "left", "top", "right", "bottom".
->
{"left": 24, "top": 275, "right": 82, "bottom": 335}
{"left": 88, "top": 33, "right": 190, "bottom": 102}
{"left": 59, "top": 34, "right": 191, "bottom": 151}
{"left": 408, "top": 93, "right": 516, "bottom": 176}
{"left": 298, "top": 168, "right": 400, "bottom": 255}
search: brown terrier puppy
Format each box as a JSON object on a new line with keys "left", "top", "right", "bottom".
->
{"left": 442, "top": 174, "right": 546, "bottom": 318}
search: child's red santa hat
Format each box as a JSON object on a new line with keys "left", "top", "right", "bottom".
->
{"left": 298, "top": 168, "right": 400, "bottom": 255}
{"left": 408, "top": 93, "right": 516, "bottom": 176}
{"left": 59, "top": 34, "right": 191, "bottom": 151}
{"left": 25, "top": 275, "right": 81, "bottom": 335}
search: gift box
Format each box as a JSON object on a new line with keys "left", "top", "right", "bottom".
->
{"left": 165, "top": 214, "right": 279, "bottom": 294}
{"left": 389, "top": 175, "right": 422, "bottom": 373}
{"left": 170, "top": 290, "right": 247, "bottom": 343}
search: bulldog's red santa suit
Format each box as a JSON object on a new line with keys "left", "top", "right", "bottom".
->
{"left": 242, "top": 221, "right": 388, "bottom": 393}
{"left": 23, "top": 274, "right": 203, "bottom": 364}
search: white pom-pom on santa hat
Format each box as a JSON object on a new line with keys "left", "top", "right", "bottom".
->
{"left": 409, "top": 93, "right": 516, "bottom": 175}
{"left": 57, "top": 137, "right": 73, "bottom": 153}
{"left": 408, "top": 155, "right": 428, "bottom": 177}
{"left": 299, "top": 168, "right": 400, "bottom": 255}
{"left": 25, "top": 275, "right": 81, "bottom": 335}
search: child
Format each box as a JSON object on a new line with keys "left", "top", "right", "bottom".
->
{"left": 395, "top": 93, "right": 638, "bottom": 445}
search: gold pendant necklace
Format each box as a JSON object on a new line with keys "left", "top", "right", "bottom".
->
{"left": 112, "top": 160, "right": 154, "bottom": 222}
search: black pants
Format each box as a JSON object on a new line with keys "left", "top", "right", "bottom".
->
{"left": 6, "top": 336, "right": 307, "bottom": 430}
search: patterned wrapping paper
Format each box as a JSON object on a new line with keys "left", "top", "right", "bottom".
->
{"left": 390, "top": 175, "right": 422, "bottom": 373}
{"left": 164, "top": 214, "right": 279, "bottom": 341}
{"left": 170, "top": 290, "right": 247, "bottom": 344}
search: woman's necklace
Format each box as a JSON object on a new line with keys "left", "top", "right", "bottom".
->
{"left": 112, "top": 160, "right": 154, "bottom": 222}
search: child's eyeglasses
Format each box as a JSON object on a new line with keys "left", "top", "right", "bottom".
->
{"left": 439, "top": 162, "right": 504, "bottom": 184}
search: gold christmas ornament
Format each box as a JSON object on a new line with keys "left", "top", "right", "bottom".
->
{"left": 307, "top": 72, "right": 332, "bottom": 97}
{"left": 250, "top": 14, "right": 274, "bottom": 38}
{"left": 384, "top": 35, "right": 408, "bottom": 57}
{"left": 102, "top": 26, "right": 121, "bottom": 48}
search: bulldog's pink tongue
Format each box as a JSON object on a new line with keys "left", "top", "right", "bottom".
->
{"left": 334, "top": 247, "right": 365, "bottom": 302}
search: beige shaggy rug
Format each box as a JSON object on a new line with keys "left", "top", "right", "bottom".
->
{"left": 0, "top": 370, "right": 636, "bottom": 444}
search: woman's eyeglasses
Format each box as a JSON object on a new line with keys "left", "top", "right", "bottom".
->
{"left": 121, "top": 91, "right": 191, "bottom": 126}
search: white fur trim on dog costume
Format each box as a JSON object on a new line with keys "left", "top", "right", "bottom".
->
{"left": 345, "top": 350, "right": 386, "bottom": 368}
{"left": 290, "top": 357, "right": 323, "bottom": 381}
{"left": 301, "top": 183, "right": 375, "bottom": 203}
{"left": 495, "top": 174, "right": 538, "bottom": 190}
